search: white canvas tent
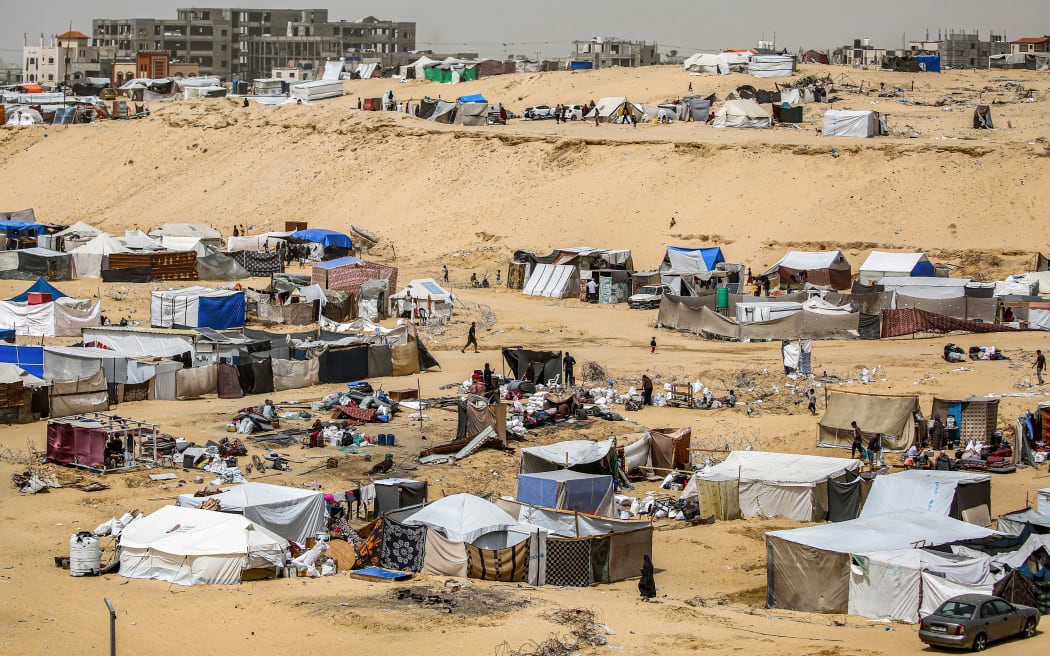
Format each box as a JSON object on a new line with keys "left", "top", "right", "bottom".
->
{"left": 861, "top": 470, "right": 992, "bottom": 525}
{"left": 683, "top": 451, "right": 860, "bottom": 521}
{"left": 119, "top": 505, "right": 288, "bottom": 586}
{"left": 877, "top": 277, "right": 973, "bottom": 299}
{"left": 148, "top": 223, "right": 222, "bottom": 245}
{"left": 683, "top": 53, "right": 729, "bottom": 74}
{"left": 176, "top": 482, "right": 325, "bottom": 543}
{"left": 749, "top": 54, "right": 795, "bottom": 78}
{"left": 522, "top": 263, "right": 580, "bottom": 299}
{"left": 391, "top": 278, "right": 454, "bottom": 320}
{"left": 858, "top": 251, "right": 935, "bottom": 285}
{"left": 520, "top": 439, "right": 615, "bottom": 474}
{"left": 586, "top": 97, "right": 643, "bottom": 123}
{"left": 70, "top": 234, "right": 130, "bottom": 278}
{"left": 159, "top": 235, "right": 207, "bottom": 256}
{"left": 52, "top": 221, "right": 104, "bottom": 252}
{"left": 766, "top": 511, "right": 998, "bottom": 613}
{"left": 712, "top": 99, "right": 771, "bottom": 128}
{"left": 403, "top": 493, "right": 520, "bottom": 543}
{"left": 823, "top": 110, "right": 887, "bottom": 137}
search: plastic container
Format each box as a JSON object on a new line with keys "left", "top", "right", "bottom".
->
{"left": 69, "top": 531, "right": 101, "bottom": 577}
{"left": 716, "top": 287, "right": 729, "bottom": 309}
{"left": 377, "top": 434, "right": 387, "bottom": 446}
{"left": 387, "top": 434, "right": 395, "bottom": 446}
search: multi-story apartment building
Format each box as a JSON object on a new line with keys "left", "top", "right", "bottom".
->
{"left": 92, "top": 8, "right": 415, "bottom": 81}
{"left": 22, "top": 30, "right": 117, "bottom": 85}
{"left": 571, "top": 37, "right": 660, "bottom": 68}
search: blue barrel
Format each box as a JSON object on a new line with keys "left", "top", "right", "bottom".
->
{"left": 387, "top": 434, "right": 396, "bottom": 446}
{"left": 377, "top": 434, "right": 387, "bottom": 446}
{"left": 716, "top": 287, "right": 729, "bottom": 308}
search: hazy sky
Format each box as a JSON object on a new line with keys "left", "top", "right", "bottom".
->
{"left": 2, "top": 1, "right": 1047, "bottom": 63}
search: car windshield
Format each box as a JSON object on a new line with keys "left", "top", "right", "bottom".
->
{"left": 936, "top": 601, "right": 976, "bottom": 619}
{"left": 640, "top": 287, "right": 662, "bottom": 294}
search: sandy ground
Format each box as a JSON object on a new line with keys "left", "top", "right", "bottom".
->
{"left": 0, "top": 64, "right": 1048, "bottom": 655}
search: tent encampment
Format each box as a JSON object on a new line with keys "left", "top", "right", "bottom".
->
{"left": 683, "top": 451, "right": 860, "bottom": 521}
{"left": 861, "top": 470, "right": 992, "bottom": 526}
{"left": 766, "top": 511, "right": 999, "bottom": 613}
{"left": 712, "top": 99, "right": 771, "bottom": 128}
{"left": 522, "top": 263, "right": 579, "bottom": 298}
{"left": 683, "top": 53, "right": 729, "bottom": 74}
{"left": 119, "top": 505, "right": 288, "bottom": 586}
{"left": 0, "top": 247, "right": 74, "bottom": 281}
{"left": 176, "top": 482, "right": 325, "bottom": 543}
{"left": 290, "top": 228, "right": 353, "bottom": 251}
{"left": 150, "top": 287, "right": 245, "bottom": 329}
{"left": 403, "top": 493, "right": 519, "bottom": 543}
{"left": 391, "top": 278, "right": 454, "bottom": 321}
{"left": 660, "top": 246, "right": 725, "bottom": 273}
{"left": 857, "top": 251, "right": 935, "bottom": 285}
{"left": 69, "top": 234, "right": 130, "bottom": 278}
{"left": 148, "top": 223, "right": 223, "bottom": 249}
{"left": 763, "top": 250, "right": 852, "bottom": 289}
{"left": 823, "top": 110, "right": 887, "bottom": 137}
{"left": 517, "top": 470, "right": 615, "bottom": 516}
{"left": 520, "top": 439, "right": 616, "bottom": 475}
{"left": 818, "top": 389, "right": 921, "bottom": 450}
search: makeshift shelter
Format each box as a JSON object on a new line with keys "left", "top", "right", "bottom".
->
{"left": 391, "top": 278, "right": 454, "bottom": 321}
{"left": 818, "top": 390, "right": 921, "bottom": 451}
{"left": 0, "top": 295, "right": 100, "bottom": 337}
{"left": 712, "top": 99, "right": 771, "bottom": 128}
{"left": 765, "top": 511, "right": 998, "bottom": 613}
{"left": 404, "top": 493, "right": 519, "bottom": 544}
{"left": 106, "top": 251, "right": 197, "bottom": 282}
{"left": 49, "top": 221, "right": 103, "bottom": 252}
{"left": 749, "top": 54, "right": 795, "bottom": 78}
{"left": 0, "top": 247, "right": 74, "bottom": 281}
{"left": 857, "top": 251, "right": 935, "bottom": 285}
{"left": 502, "top": 347, "right": 562, "bottom": 385}
{"left": 453, "top": 100, "right": 489, "bottom": 126}
{"left": 289, "top": 79, "right": 343, "bottom": 101}
{"left": 660, "top": 246, "right": 726, "bottom": 274}
{"left": 69, "top": 234, "right": 130, "bottom": 278}
{"left": 196, "top": 249, "right": 251, "bottom": 281}
{"left": 683, "top": 53, "right": 729, "bottom": 74}
{"left": 176, "top": 482, "right": 325, "bottom": 543}
{"left": 861, "top": 470, "right": 992, "bottom": 526}
{"left": 586, "top": 97, "right": 643, "bottom": 124}
{"left": 7, "top": 278, "right": 66, "bottom": 303}
{"left": 763, "top": 250, "right": 851, "bottom": 290}
{"left": 520, "top": 439, "right": 616, "bottom": 475}
{"left": 522, "top": 263, "right": 579, "bottom": 298}
{"left": 373, "top": 478, "right": 428, "bottom": 517}
{"left": 119, "top": 505, "right": 287, "bottom": 586}
{"left": 931, "top": 397, "right": 1000, "bottom": 445}
{"left": 822, "top": 110, "right": 887, "bottom": 137}
{"left": 311, "top": 257, "right": 397, "bottom": 298}
{"left": 517, "top": 470, "right": 615, "bottom": 516}
{"left": 973, "top": 104, "right": 994, "bottom": 129}
{"left": 683, "top": 451, "right": 860, "bottom": 522}
{"left": 150, "top": 288, "right": 245, "bottom": 330}
{"left": 291, "top": 228, "right": 353, "bottom": 252}
{"left": 148, "top": 224, "right": 222, "bottom": 250}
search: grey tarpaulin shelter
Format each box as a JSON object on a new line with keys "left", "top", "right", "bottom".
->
{"left": 176, "top": 482, "right": 325, "bottom": 543}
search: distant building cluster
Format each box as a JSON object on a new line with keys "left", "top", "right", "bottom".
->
{"left": 838, "top": 30, "right": 1050, "bottom": 70}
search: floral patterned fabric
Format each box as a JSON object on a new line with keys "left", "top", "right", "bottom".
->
{"left": 379, "top": 517, "right": 427, "bottom": 572}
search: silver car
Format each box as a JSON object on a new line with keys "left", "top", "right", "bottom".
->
{"left": 918, "top": 594, "right": 1039, "bottom": 651}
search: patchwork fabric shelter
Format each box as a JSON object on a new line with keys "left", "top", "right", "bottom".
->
{"left": 119, "top": 505, "right": 288, "bottom": 586}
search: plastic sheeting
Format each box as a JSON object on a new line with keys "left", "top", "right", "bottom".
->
{"left": 749, "top": 55, "right": 794, "bottom": 78}
{"left": 151, "top": 288, "right": 245, "bottom": 330}
{"left": 175, "top": 364, "right": 217, "bottom": 399}
{"left": 46, "top": 419, "right": 107, "bottom": 467}
{"left": 516, "top": 471, "right": 615, "bottom": 516}
{"left": 176, "top": 482, "right": 325, "bottom": 543}
{"left": 404, "top": 494, "right": 519, "bottom": 544}
{"left": 0, "top": 298, "right": 100, "bottom": 337}
{"left": 523, "top": 264, "right": 579, "bottom": 298}
{"left": 823, "top": 110, "right": 886, "bottom": 137}
{"left": 82, "top": 328, "right": 195, "bottom": 359}
{"left": 712, "top": 99, "right": 771, "bottom": 128}
{"left": 520, "top": 439, "right": 614, "bottom": 474}
{"left": 197, "top": 251, "right": 250, "bottom": 281}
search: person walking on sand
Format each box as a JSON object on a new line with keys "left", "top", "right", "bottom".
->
{"left": 462, "top": 321, "right": 479, "bottom": 353}
{"left": 443, "top": 264, "right": 449, "bottom": 284}
{"left": 1035, "top": 349, "right": 1045, "bottom": 385}
{"left": 669, "top": 216, "right": 676, "bottom": 229}
{"left": 638, "top": 555, "right": 656, "bottom": 601}
{"left": 650, "top": 336, "right": 657, "bottom": 355}
{"left": 807, "top": 389, "right": 817, "bottom": 415}
{"left": 850, "top": 421, "right": 864, "bottom": 459}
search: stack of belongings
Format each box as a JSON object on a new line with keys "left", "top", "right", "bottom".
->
{"left": 328, "top": 381, "right": 398, "bottom": 424}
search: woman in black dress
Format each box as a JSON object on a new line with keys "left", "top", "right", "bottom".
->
{"left": 638, "top": 554, "right": 656, "bottom": 601}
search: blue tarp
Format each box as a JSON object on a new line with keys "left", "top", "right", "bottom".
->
{"left": 667, "top": 246, "right": 725, "bottom": 271}
{"left": 911, "top": 260, "right": 936, "bottom": 277}
{"left": 7, "top": 278, "right": 67, "bottom": 303}
{"left": 916, "top": 55, "right": 941, "bottom": 73}
{"left": 0, "top": 345, "right": 44, "bottom": 378}
{"left": 290, "top": 229, "right": 353, "bottom": 249}
{"left": 197, "top": 292, "right": 246, "bottom": 330}
{"left": 570, "top": 61, "right": 594, "bottom": 70}
{"left": 0, "top": 329, "right": 14, "bottom": 340}
{"left": 313, "top": 255, "right": 364, "bottom": 270}
{"left": 516, "top": 470, "right": 613, "bottom": 514}
{"left": 457, "top": 93, "right": 487, "bottom": 103}
{"left": 0, "top": 219, "right": 45, "bottom": 236}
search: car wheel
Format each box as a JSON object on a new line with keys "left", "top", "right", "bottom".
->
{"left": 971, "top": 633, "right": 987, "bottom": 652}
{"left": 1022, "top": 618, "right": 1036, "bottom": 638}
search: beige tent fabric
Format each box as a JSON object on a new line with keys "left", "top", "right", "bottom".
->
{"left": 421, "top": 527, "right": 469, "bottom": 577}
{"left": 696, "top": 479, "right": 741, "bottom": 521}
{"left": 175, "top": 364, "right": 218, "bottom": 400}
{"left": 895, "top": 294, "right": 966, "bottom": 318}
{"left": 49, "top": 369, "right": 108, "bottom": 416}
{"left": 766, "top": 535, "right": 850, "bottom": 613}
{"left": 818, "top": 390, "right": 919, "bottom": 450}
{"left": 391, "top": 341, "right": 420, "bottom": 376}
{"left": 272, "top": 358, "right": 319, "bottom": 392}
{"left": 623, "top": 435, "right": 652, "bottom": 471}
{"left": 607, "top": 526, "right": 654, "bottom": 583}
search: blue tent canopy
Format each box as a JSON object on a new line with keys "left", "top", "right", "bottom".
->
{"left": 457, "top": 93, "right": 487, "bottom": 103}
{"left": 516, "top": 470, "right": 614, "bottom": 515}
{"left": 0, "top": 219, "right": 46, "bottom": 236}
{"left": 666, "top": 246, "right": 725, "bottom": 271}
{"left": 916, "top": 55, "right": 941, "bottom": 73}
{"left": 0, "top": 345, "right": 43, "bottom": 378}
{"left": 8, "top": 278, "right": 67, "bottom": 302}
{"left": 290, "top": 229, "right": 353, "bottom": 249}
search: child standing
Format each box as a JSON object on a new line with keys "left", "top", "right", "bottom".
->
{"left": 650, "top": 336, "right": 657, "bottom": 355}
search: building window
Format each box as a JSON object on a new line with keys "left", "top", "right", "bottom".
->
{"left": 48, "top": 73, "right": 54, "bottom": 80}
{"left": 48, "top": 57, "right": 54, "bottom": 64}
{"left": 222, "top": 29, "right": 227, "bottom": 37}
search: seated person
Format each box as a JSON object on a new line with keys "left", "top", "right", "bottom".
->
{"left": 724, "top": 389, "right": 737, "bottom": 408}
{"left": 934, "top": 451, "right": 954, "bottom": 471}
{"left": 105, "top": 436, "right": 124, "bottom": 468}
{"left": 260, "top": 399, "right": 276, "bottom": 420}
{"left": 904, "top": 442, "right": 920, "bottom": 468}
